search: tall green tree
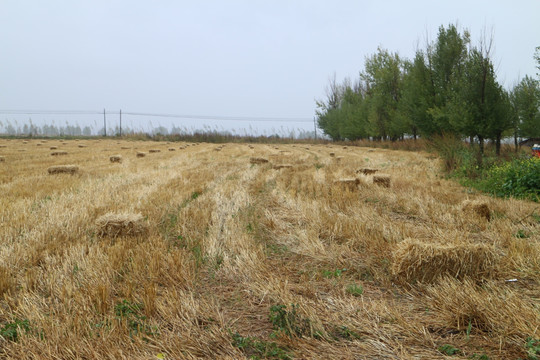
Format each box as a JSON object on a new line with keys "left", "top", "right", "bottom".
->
{"left": 512, "top": 75, "right": 540, "bottom": 138}
{"left": 360, "top": 47, "right": 404, "bottom": 140}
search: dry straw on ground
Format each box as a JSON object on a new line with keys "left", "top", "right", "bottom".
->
{"left": 250, "top": 157, "right": 269, "bottom": 164}
{"left": 373, "top": 174, "right": 391, "bottom": 187}
{"left": 109, "top": 155, "right": 122, "bottom": 163}
{"left": 391, "top": 238, "right": 500, "bottom": 284}
{"left": 51, "top": 151, "right": 68, "bottom": 156}
{"left": 95, "top": 212, "right": 148, "bottom": 237}
{"left": 47, "top": 165, "right": 79, "bottom": 175}
{"left": 461, "top": 199, "right": 491, "bottom": 221}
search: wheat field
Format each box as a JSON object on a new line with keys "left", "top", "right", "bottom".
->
{"left": 0, "top": 138, "right": 538, "bottom": 359}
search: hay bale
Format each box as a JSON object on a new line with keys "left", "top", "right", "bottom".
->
{"left": 121, "top": 146, "right": 130, "bottom": 149}
{"left": 78, "top": 144, "right": 87, "bottom": 148}
{"left": 50, "top": 146, "right": 58, "bottom": 150}
{"left": 149, "top": 149, "right": 161, "bottom": 153}
{"left": 250, "top": 157, "right": 269, "bottom": 164}
{"left": 334, "top": 178, "right": 360, "bottom": 190}
{"left": 373, "top": 174, "right": 391, "bottom": 188}
{"left": 0, "top": 145, "right": 6, "bottom": 148}
{"left": 356, "top": 168, "right": 379, "bottom": 175}
{"left": 461, "top": 200, "right": 491, "bottom": 221}
{"left": 335, "top": 156, "right": 344, "bottom": 162}
{"left": 36, "top": 143, "right": 42, "bottom": 146}
{"left": 95, "top": 212, "right": 148, "bottom": 238}
{"left": 343, "top": 146, "right": 348, "bottom": 149}
{"left": 51, "top": 151, "right": 68, "bottom": 156}
{"left": 136, "top": 152, "right": 146, "bottom": 158}
{"left": 109, "top": 155, "right": 122, "bottom": 163}
{"left": 273, "top": 164, "right": 292, "bottom": 170}
{"left": 0, "top": 156, "right": 5, "bottom": 162}
{"left": 168, "top": 148, "right": 176, "bottom": 151}
{"left": 391, "top": 238, "right": 500, "bottom": 284}
{"left": 47, "top": 165, "right": 79, "bottom": 175}
{"left": 329, "top": 152, "right": 335, "bottom": 157}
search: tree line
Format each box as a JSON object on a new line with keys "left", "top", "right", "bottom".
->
{"left": 316, "top": 24, "right": 540, "bottom": 155}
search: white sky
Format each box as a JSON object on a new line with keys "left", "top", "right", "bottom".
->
{"left": 0, "top": 1, "right": 538, "bottom": 135}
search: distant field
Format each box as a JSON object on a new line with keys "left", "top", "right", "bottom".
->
{"left": 0, "top": 138, "right": 538, "bottom": 359}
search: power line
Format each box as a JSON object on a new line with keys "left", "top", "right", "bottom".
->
{"left": 0, "top": 109, "right": 313, "bottom": 123}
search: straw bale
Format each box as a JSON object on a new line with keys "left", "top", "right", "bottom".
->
{"left": 334, "top": 178, "right": 360, "bottom": 191}
{"left": 95, "top": 212, "right": 148, "bottom": 238}
{"left": 168, "top": 148, "right": 176, "bottom": 151}
{"left": 373, "top": 174, "right": 391, "bottom": 187}
{"left": 51, "top": 151, "right": 68, "bottom": 156}
{"left": 461, "top": 200, "right": 491, "bottom": 221}
{"left": 149, "top": 149, "right": 161, "bottom": 153}
{"left": 391, "top": 238, "right": 500, "bottom": 284}
{"left": 50, "top": 146, "right": 58, "bottom": 150}
{"left": 250, "top": 157, "right": 269, "bottom": 164}
{"left": 214, "top": 147, "right": 221, "bottom": 151}
{"left": 36, "top": 143, "right": 42, "bottom": 146}
{"left": 357, "top": 168, "right": 379, "bottom": 175}
{"left": 329, "top": 152, "right": 335, "bottom": 157}
{"left": 335, "top": 156, "right": 344, "bottom": 162}
{"left": 22, "top": 141, "right": 28, "bottom": 144}
{"left": 0, "top": 156, "right": 5, "bottom": 162}
{"left": 121, "top": 146, "right": 130, "bottom": 149}
{"left": 343, "top": 146, "right": 348, "bottom": 149}
{"left": 109, "top": 155, "right": 122, "bottom": 163}
{"left": 78, "top": 145, "right": 87, "bottom": 148}
{"left": 47, "top": 165, "right": 79, "bottom": 175}
{"left": 136, "top": 152, "right": 146, "bottom": 158}
{"left": 273, "top": 164, "right": 293, "bottom": 170}
{"left": 0, "top": 145, "right": 6, "bottom": 148}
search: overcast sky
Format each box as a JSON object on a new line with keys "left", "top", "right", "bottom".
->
{"left": 0, "top": 1, "right": 538, "bottom": 135}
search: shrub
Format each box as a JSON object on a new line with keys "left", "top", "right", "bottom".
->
{"left": 478, "top": 158, "right": 540, "bottom": 201}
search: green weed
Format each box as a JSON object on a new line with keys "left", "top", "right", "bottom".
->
{"left": 0, "top": 319, "right": 30, "bottom": 342}
{"left": 438, "top": 344, "right": 460, "bottom": 356}
{"left": 346, "top": 284, "right": 363, "bottom": 297}
{"left": 269, "top": 304, "right": 311, "bottom": 338}
{"left": 231, "top": 332, "right": 292, "bottom": 359}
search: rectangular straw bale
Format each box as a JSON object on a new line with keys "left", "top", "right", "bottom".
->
{"left": 168, "top": 148, "right": 176, "bottom": 151}
{"left": 51, "top": 151, "right": 68, "bottom": 156}
{"left": 136, "top": 151, "right": 146, "bottom": 158}
{"left": 149, "top": 149, "right": 161, "bottom": 153}
{"left": 334, "top": 178, "right": 360, "bottom": 190}
{"left": 391, "top": 238, "right": 500, "bottom": 285}
{"left": 109, "top": 155, "right": 122, "bottom": 163}
{"left": 250, "top": 157, "right": 269, "bottom": 164}
{"left": 50, "top": 146, "right": 58, "bottom": 150}
{"left": 357, "top": 168, "right": 379, "bottom": 175}
{"left": 273, "top": 164, "right": 293, "bottom": 170}
{"left": 461, "top": 199, "right": 491, "bottom": 221}
{"left": 95, "top": 212, "right": 148, "bottom": 237}
{"left": 47, "top": 165, "right": 79, "bottom": 175}
{"left": 373, "top": 174, "right": 391, "bottom": 187}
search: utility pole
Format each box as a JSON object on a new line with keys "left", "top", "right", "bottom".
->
{"left": 103, "top": 109, "right": 107, "bottom": 137}
{"left": 119, "top": 109, "right": 122, "bottom": 137}
{"left": 314, "top": 117, "right": 317, "bottom": 140}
